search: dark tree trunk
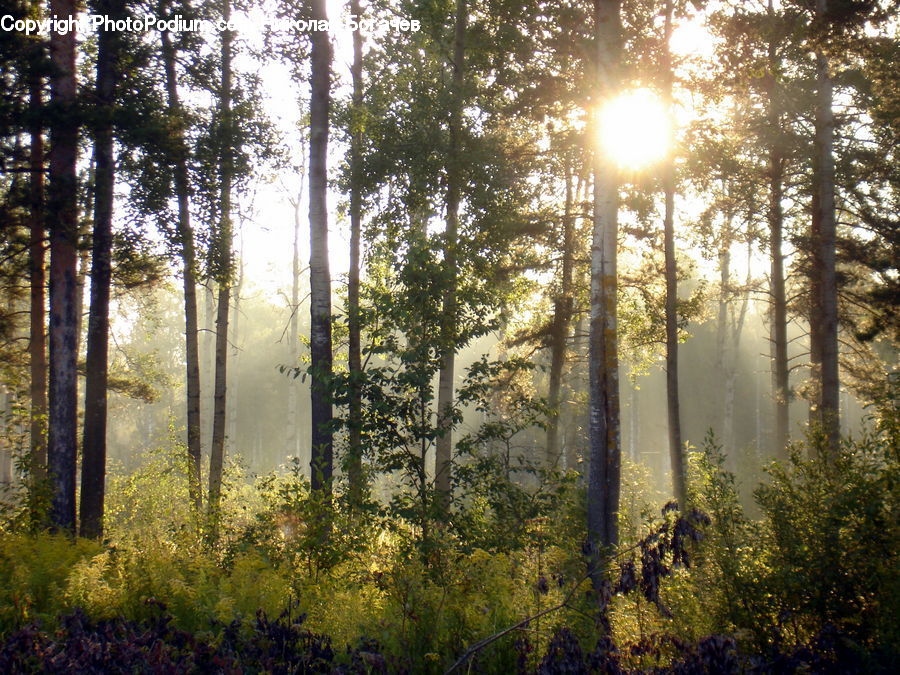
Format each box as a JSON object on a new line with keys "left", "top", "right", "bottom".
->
{"left": 209, "top": 286, "right": 230, "bottom": 506}
{"left": 813, "top": 0, "right": 839, "bottom": 454}
{"left": 808, "top": 190, "right": 822, "bottom": 428}
{"left": 435, "top": 0, "right": 466, "bottom": 504}
{"left": 308, "top": 0, "right": 334, "bottom": 493}
{"left": 80, "top": 0, "right": 125, "bottom": 538}
{"left": 588, "top": 0, "right": 622, "bottom": 599}
{"left": 346, "top": 0, "right": 364, "bottom": 504}
{"left": 208, "top": 1, "right": 234, "bottom": 510}
{"left": 661, "top": 0, "right": 685, "bottom": 508}
{"left": 29, "top": 65, "right": 47, "bottom": 480}
{"left": 766, "top": 0, "right": 790, "bottom": 459}
{"left": 46, "top": 0, "right": 80, "bottom": 534}
{"left": 161, "top": 26, "right": 203, "bottom": 511}
{"left": 768, "top": 132, "right": 789, "bottom": 456}
{"left": 546, "top": 160, "right": 574, "bottom": 468}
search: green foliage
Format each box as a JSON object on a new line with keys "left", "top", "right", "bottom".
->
{"left": 0, "top": 534, "right": 102, "bottom": 634}
{"left": 0, "top": 455, "right": 574, "bottom": 671}
{"left": 2, "top": 412, "right": 898, "bottom": 670}
{"left": 232, "top": 456, "right": 373, "bottom": 578}
{"left": 754, "top": 428, "right": 900, "bottom": 657}
{"left": 665, "top": 421, "right": 900, "bottom": 666}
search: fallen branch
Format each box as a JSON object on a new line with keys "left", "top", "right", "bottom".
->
{"left": 444, "top": 573, "right": 591, "bottom": 675}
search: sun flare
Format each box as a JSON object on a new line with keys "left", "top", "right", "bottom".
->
{"left": 598, "top": 88, "right": 671, "bottom": 170}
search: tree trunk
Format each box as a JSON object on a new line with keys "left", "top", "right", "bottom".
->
{"left": 813, "top": 0, "right": 839, "bottom": 455}
{"left": 766, "top": 0, "right": 790, "bottom": 459}
{"left": 587, "top": 0, "right": 622, "bottom": 596}
{"left": 209, "top": 285, "right": 230, "bottom": 507}
{"left": 435, "top": 0, "right": 466, "bottom": 505}
{"left": 308, "top": 0, "right": 334, "bottom": 494}
{"left": 208, "top": 2, "right": 233, "bottom": 510}
{"left": 287, "top": 191, "right": 302, "bottom": 464}
{"left": 161, "top": 25, "right": 203, "bottom": 511}
{"left": 808, "top": 189, "right": 822, "bottom": 428}
{"left": 226, "top": 250, "right": 243, "bottom": 458}
{"left": 46, "top": 0, "right": 79, "bottom": 534}
{"left": 203, "top": 283, "right": 215, "bottom": 458}
{"left": 80, "top": 0, "right": 124, "bottom": 538}
{"left": 1, "top": 387, "right": 11, "bottom": 487}
{"left": 346, "top": 0, "right": 364, "bottom": 504}
{"left": 628, "top": 380, "right": 638, "bottom": 461}
{"left": 546, "top": 159, "right": 574, "bottom": 468}
{"left": 661, "top": 0, "right": 685, "bottom": 508}
{"left": 29, "top": 65, "right": 47, "bottom": 480}
{"left": 565, "top": 309, "right": 586, "bottom": 473}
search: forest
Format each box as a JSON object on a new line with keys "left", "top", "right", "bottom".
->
{"left": 0, "top": 0, "right": 897, "bottom": 672}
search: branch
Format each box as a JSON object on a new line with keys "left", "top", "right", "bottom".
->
{"left": 444, "top": 572, "right": 592, "bottom": 674}
{"left": 446, "top": 537, "right": 649, "bottom": 674}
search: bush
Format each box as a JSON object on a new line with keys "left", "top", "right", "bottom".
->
{"left": 667, "top": 421, "right": 899, "bottom": 670}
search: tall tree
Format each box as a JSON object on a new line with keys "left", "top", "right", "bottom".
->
{"left": 812, "top": 0, "right": 840, "bottom": 453}
{"left": 27, "top": 23, "right": 47, "bottom": 480}
{"left": 80, "top": 0, "right": 127, "bottom": 538}
{"left": 546, "top": 155, "right": 575, "bottom": 468}
{"left": 46, "top": 0, "right": 80, "bottom": 533}
{"left": 765, "top": 0, "right": 790, "bottom": 458}
{"left": 160, "top": 16, "right": 203, "bottom": 511}
{"left": 208, "top": 0, "right": 234, "bottom": 510}
{"left": 434, "top": 0, "right": 467, "bottom": 503}
{"left": 286, "top": 186, "right": 302, "bottom": 465}
{"left": 346, "top": 0, "right": 364, "bottom": 504}
{"left": 587, "top": 0, "right": 623, "bottom": 590}
{"left": 661, "top": 0, "right": 686, "bottom": 507}
{"left": 308, "top": 0, "right": 334, "bottom": 493}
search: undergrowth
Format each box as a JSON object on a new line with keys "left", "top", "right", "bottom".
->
{"left": 0, "top": 409, "right": 897, "bottom": 672}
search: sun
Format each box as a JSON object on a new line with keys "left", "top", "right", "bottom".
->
{"left": 598, "top": 88, "right": 671, "bottom": 170}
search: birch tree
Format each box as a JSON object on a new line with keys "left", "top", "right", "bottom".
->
{"left": 587, "top": 0, "right": 623, "bottom": 586}
{"left": 308, "top": 0, "right": 334, "bottom": 493}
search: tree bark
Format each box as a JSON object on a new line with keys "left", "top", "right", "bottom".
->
{"left": 203, "top": 283, "right": 215, "bottom": 458}
{"left": 28, "top": 63, "right": 47, "bottom": 480}
{"left": 435, "top": 0, "right": 466, "bottom": 505}
{"left": 565, "top": 309, "right": 586, "bottom": 473}
{"left": 808, "top": 189, "right": 822, "bottom": 428}
{"left": 588, "top": 0, "right": 622, "bottom": 594}
{"left": 80, "top": 0, "right": 124, "bottom": 538}
{"left": 346, "top": 0, "right": 364, "bottom": 504}
{"left": 46, "top": 0, "right": 79, "bottom": 534}
{"left": 813, "top": 0, "right": 839, "bottom": 454}
{"left": 546, "top": 159, "right": 574, "bottom": 468}
{"left": 209, "top": 284, "right": 230, "bottom": 507}
{"left": 208, "top": 1, "right": 233, "bottom": 510}
{"left": 661, "top": 0, "right": 685, "bottom": 508}
{"left": 161, "top": 25, "right": 203, "bottom": 511}
{"left": 766, "top": 0, "right": 790, "bottom": 459}
{"left": 308, "top": 0, "right": 334, "bottom": 494}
